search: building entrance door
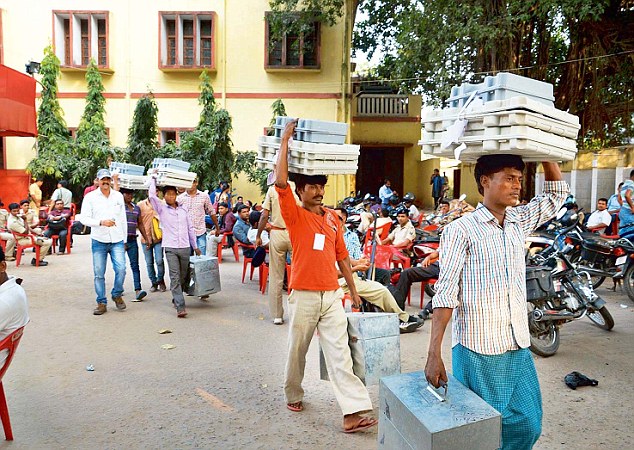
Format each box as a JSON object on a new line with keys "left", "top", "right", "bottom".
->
{"left": 356, "top": 146, "right": 404, "bottom": 199}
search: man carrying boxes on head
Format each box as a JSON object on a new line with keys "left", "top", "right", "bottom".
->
{"left": 274, "top": 120, "right": 377, "bottom": 433}
{"left": 425, "top": 155, "right": 569, "bottom": 450}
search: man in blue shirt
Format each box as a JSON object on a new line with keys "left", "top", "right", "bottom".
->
{"left": 430, "top": 169, "right": 444, "bottom": 208}
{"left": 378, "top": 179, "right": 394, "bottom": 208}
{"left": 232, "top": 204, "right": 253, "bottom": 258}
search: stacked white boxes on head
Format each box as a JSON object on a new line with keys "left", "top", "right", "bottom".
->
{"left": 256, "top": 116, "right": 359, "bottom": 176}
{"left": 151, "top": 158, "right": 197, "bottom": 189}
{"left": 419, "top": 72, "right": 580, "bottom": 162}
{"left": 109, "top": 162, "right": 147, "bottom": 190}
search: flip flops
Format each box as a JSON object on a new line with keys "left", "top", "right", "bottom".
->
{"left": 286, "top": 401, "right": 303, "bottom": 412}
{"left": 343, "top": 416, "right": 378, "bottom": 433}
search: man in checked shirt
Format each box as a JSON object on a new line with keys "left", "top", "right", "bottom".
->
{"left": 425, "top": 155, "right": 569, "bottom": 450}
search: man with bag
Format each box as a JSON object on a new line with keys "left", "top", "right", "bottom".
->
{"left": 275, "top": 120, "right": 377, "bottom": 433}
{"left": 43, "top": 199, "right": 72, "bottom": 254}
{"left": 177, "top": 177, "right": 219, "bottom": 256}
{"left": 149, "top": 175, "right": 201, "bottom": 318}
{"left": 425, "top": 155, "right": 568, "bottom": 450}
{"left": 255, "top": 179, "right": 301, "bottom": 325}
{"left": 138, "top": 198, "right": 166, "bottom": 293}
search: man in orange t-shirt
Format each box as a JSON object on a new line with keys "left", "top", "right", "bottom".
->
{"left": 275, "top": 120, "right": 377, "bottom": 433}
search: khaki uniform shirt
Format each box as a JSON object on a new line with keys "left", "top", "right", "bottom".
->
{"left": 262, "top": 181, "right": 300, "bottom": 229}
{"left": 29, "top": 183, "right": 42, "bottom": 210}
{"left": 387, "top": 221, "right": 416, "bottom": 246}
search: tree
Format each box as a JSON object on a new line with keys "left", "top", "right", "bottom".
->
{"left": 354, "top": 0, "right": 634, "bottom": 147}
{"left": 179, "top": 70, "right": 234, "bottom": 190}
{"left": 127, "top": 93, "right": 160, "bottom": 169}
{"left": 268, "top": 0, "right": 346, "bottom": 43}
{"left": 268, "top": 98, "right": 288, "bottom": 136}
{"left": 27, "top": 45, "right": 72, "bottom": 182}
{"left": 72, "top": 59, "right": 120, "bottom": 189}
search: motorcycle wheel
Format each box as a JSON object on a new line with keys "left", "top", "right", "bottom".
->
{"left": 623, "top": 265, "right": 634, "bottom": 303}
{"left": 527, "top": 303, "right": 560, "bottom": 357}
{"left": 424, "top": 283, "right": 436, "bottom": 298}
{"left": 586, "top": 305, "right": 615, "bottom": 331}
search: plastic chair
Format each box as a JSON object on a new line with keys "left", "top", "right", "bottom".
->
{"left": 238, "top": 243, "right": 257, "bottom": 283}
{"left": 419, "top": 278, "right": 437, "bottom": 308}
{"left": 0, "top": 326, "right": 26, "bottom": 441}
{"left": 0, "top": 239, "right": 5, "bottom": 253}
{"left": 364, "top": 221, "right": 392, "bottom": 244}
{"left": 260, "top": 263, "right": 269, "bottom": 294}
{"left": 11, "top": 231, "right": 40, "bottom": 267}
{"left": 217, "top": 232, "right": 240, "bottom": 263}
{"left": 47, "top": 220, "right": 73, "bottom": 255}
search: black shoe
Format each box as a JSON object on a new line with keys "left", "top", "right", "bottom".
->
{"left": 418, "top": 308, "right": 432, "bottom": 321}
{"left": 399, "top": 321, "right": 418, "bottom": 333}
{"left": 408, "top": 315, "right": 424, "bottom": 328}
{"left": 31, "top": 258, "right": 48, "bottom": 266}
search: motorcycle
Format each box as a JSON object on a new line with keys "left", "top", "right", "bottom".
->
{"left": 526, "top": 210, "right": 614, "bottom": 357}
{"left": 526, "top": 208, "right": 634, "bottom": 294}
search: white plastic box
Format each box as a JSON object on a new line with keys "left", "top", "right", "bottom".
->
{"left": 109, "top": 162, "right": 145, "bottom": 176}
{"left": 447, "top": 72, "right": 555, "bottom": 108}
{"left": 151, "top": 158, "right": 191, "bottom": 171}
{"left": 256, "top": 135, "right": 359, "bottom": 175}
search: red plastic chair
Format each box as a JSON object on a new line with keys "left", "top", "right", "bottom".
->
{"left": 0, "top": 326, "right": 26, "bottom": 441}
{"left": 419, "top": 278, "right": 437, "bottom": 308}
{"left": 364, "top": 221, "right": 392, "bottom": 244}
{"left": 238, "top": 243, "right": 257, "bottom": 283}
{"left": 0, "top": 239, "right": 5, "bottom": 253}
{"left": 47, "top": 219, "right": 73, "bottom": 255}
{"left": 217, "top": 232, "right": 240, "bottom": 263}
{"left": 260, "top": 263, "right": 269, "bottom": 294}
{"left": 11, "top": 231, "right": 40, "bottom": 267}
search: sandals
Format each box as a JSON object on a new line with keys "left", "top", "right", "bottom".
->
{"left": 286, "top": 401, "right": 303, "bottom": 412}
{"left": 343, "top": 416, "right": 378, "bottom": 433}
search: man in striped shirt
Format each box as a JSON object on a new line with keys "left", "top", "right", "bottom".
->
{"left": 425, "top": 155, "right": 569, "bottom": 450}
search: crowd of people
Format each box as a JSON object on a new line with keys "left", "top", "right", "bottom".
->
{"left": 9, "top": 120, "right": 622, "bottom": 446}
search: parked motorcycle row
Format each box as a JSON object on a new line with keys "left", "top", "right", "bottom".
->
{"left": 341, "top": 192, "right": 629, "bottom": 357}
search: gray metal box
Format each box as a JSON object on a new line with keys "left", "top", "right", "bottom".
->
{"left": 378, "top": 371, "right": 501, "bottom": 450}
{"left": 320, "top": 312, "right": 400, "bottom": 386}
{"left": 187, "top": 256, "right": 221, "bottom": 296}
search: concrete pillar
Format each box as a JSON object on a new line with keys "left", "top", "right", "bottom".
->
{"left": 591, "top": 155, "right": 598, "bottom": 208}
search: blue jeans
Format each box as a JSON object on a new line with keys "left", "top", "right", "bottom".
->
{"left": 196, "top": 233, "right": 207, "bottom": 256}
{"left": 91, "top": 240, "right": 126, "bottom": 304}
{"left": 125, "top": 237, "right": 142, "bottom": 291}
{"left": 142, "top": 241, "right": 165, "bottom": 286}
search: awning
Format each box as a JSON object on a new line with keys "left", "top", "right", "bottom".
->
{"left": 0, "top": 64, "right": 37, "bottom": 137}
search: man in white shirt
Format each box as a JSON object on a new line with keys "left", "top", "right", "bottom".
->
{"left": 248, "top": 211, "right": 269, "bottom": 249}
{"left": 586, "top": 198, "right": 612, "bottom": 234}
{"left": 0, "top": 246, "right": 29, "bottom": 368}
{"left": 79, "top": 169, "right": 128, "bottom": 315}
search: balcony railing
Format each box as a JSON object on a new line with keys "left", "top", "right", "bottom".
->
{"left": 356, "top": 94, "right": 409, "bottom": 117}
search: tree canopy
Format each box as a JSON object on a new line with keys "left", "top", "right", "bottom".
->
{"left": 354, "top": 0, "right": 634, "bottom": 147}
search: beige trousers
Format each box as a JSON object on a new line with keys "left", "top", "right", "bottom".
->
{"left": 284, "top": 288, "right": 373, "bottom": 416}
{"left": 18, "top": 236, "right": 52, "bottom": 260}
{"left": 0, "top": 232, "right": 16, "bottom": 257}
{"left": 269, "top": 229, "right": 292, "bottom": 319}
{"left": 341, "top": 274, "right": 409, "bottom": 322}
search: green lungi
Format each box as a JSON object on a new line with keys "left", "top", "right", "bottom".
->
{"left": 452, "top": 344, "right": 542, "bottom": 450}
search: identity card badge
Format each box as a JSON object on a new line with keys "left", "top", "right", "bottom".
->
{"left": 313, "top": 233, "right": 325, "bottom": 251}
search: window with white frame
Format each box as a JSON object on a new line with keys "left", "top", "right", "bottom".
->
{"left": 53, "top": 11, "right": 108, "bottom": 67}
{"left": 159, "top": 12, "right": 215, "bottom": 68}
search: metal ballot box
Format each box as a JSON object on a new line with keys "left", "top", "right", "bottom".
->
{"left": 320, "top": 312, "right": 400, "bottom": 386}
{"left": 378, "top": 371, "right": 501, "bottom": 450}
{"left": 187, "top": 256, "right": 221, "bottom": 297}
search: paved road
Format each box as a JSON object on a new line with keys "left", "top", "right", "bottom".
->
{"left": 3, "top": 235, "right": 633, "bottom": 449}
